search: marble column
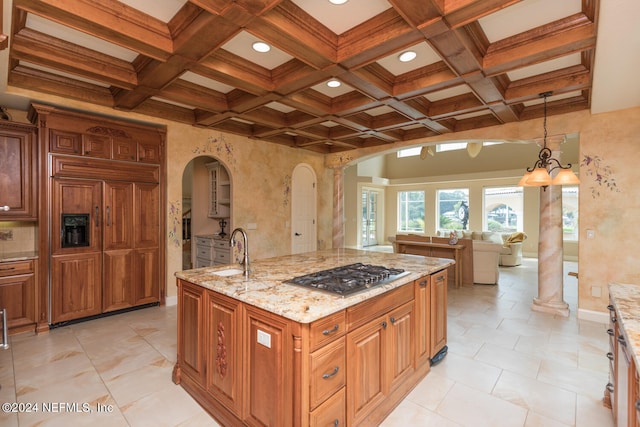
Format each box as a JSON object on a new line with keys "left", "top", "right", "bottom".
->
{"left": 532, "top": 142, "right": 569, "bottom": 316}
{"left": 332, "top": 167, "right": 344, "bottom": 249}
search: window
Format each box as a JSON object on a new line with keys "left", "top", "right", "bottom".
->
{"left": 562, "top": 186, "right": 579, "bottom": 240}
{"left": 483, "top": 187, "right": 523, "bottom": 232}
{"left": 437, "top": 189, "right": 469, "bottom": 231}
{"left": 397, "top": 147, "right": 421, "bottom": 158}
{"left": 398, "top": 191, "right": 425, "bottom": 232}
{"left": 436, "top": 142, "right": 467, "bottom": 152}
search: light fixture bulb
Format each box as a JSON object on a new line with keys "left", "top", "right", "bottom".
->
{"left": 327, "top": 79, "right": 341, "bottom": 88}
{"left": 329, "top": 0, "right": 348, "bottom": 4}
{"left": 398, "top": 51, "right": 417, "bottom": 62}
{"left": 252, "top": 41, "right": 271, "bottom": 53}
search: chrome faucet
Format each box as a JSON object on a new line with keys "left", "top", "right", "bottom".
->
{"left": 229, "top": 227, "right": 250, "bottom": 277}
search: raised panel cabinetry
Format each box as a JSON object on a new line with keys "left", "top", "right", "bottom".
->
{"left": 175, "top": 270, "right": 442, "bottom": 427}
{"left": 31, "top": 103, "right": 166, "bottom": 328}
{"left": 195, "top": 235, "right": 231, "bottom": 268}
{"left": 0, "top": 260, "right": 37, "bottom": 334}
{"left": 430, "top": 269, "right": 448, "bottom": 359}
{"left": 0, "top": 121, "right": 37, "bottom": 219}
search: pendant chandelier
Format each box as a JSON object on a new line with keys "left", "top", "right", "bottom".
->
{"left": 518, "top": 92, "right": 579, "bottom": 188}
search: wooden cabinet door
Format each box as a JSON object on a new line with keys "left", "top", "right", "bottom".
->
{"left": 133, "top": 248, "right": 159, "bottom": 305}
{"left": 346, "top": 314, "right": 387, "bottom": 426}
{"left": 82, "top": 134, "right": 111, "bottom": 158}
{"left": 103, "top": 249, "right": 134, "bottom": 312}
{"left": 0, "top": 123, "right": 36, "bottom": 219}
{"left": 51, "top": 252, "right": 102, "bottom": 323}
{"left": 51, "top": 178, "right": 102, "bottom": 255}
{"left": 138, "top": 141, "right": 161, "bottom": 164}
{"left": 387, "top": 302, "right": 415, "bottom": 392}
{"left": 112, "top": 138, "right": 137, "bottom": 161}
{"left": 430, "top": 269, "right": 447, "bottom": 358}
{"left": 179, "top": 280, "right": 206, "bottom": 385}
{"left": 414, "top": 275, "right": 431, "bottom": 366}
{"left": 244, "top": 305, "right": 293, "bottom": 427}
{"left": 49, "top": 129, "right": 81, "bottom": 155}
{"left": 103, "top": 181, "right": 133, "bottom": 251}
{"left": 0, "top": 261, "right": 36, "bottom": 333}
{"left": 206, "top": 291, "right": 241, "bottom": 415}
{"left": 134, "top": 183, "right": 159, "bottom": 248}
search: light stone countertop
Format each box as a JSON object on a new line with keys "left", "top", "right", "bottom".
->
{"left": 608, "top": 283, "right": 640, "bottom": 369}
{"left": 175, "top": 248, "right": 454, "bottom": 324}
{"left": 0, "top": 251, "right": 38, "bottom": 262}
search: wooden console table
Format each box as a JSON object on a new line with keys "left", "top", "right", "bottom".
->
{"left": 395, "top": 239, "right": 465, "bottom": 288}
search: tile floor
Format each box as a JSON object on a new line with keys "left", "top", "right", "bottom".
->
{"left": 0, "top": 258, "right": 614, "bottom": 427}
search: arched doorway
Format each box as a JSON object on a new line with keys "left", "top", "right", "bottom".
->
{"left": 181, "top": 155, "right": 231, "bottom": 269}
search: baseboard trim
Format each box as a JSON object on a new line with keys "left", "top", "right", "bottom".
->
{"left": 165, "top": 295, "right": 178, "bottom": 306}
{"left": 577, "top": 308, "right": 608, "bottom": 324}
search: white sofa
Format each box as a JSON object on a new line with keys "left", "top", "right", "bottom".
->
{"left": 438, "top": 230, "right": 526, "bottom": 267}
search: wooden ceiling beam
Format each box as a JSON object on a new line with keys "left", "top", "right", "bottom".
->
{"left": 11, "top": 28, "right": 138, "bottom": 88}
{"left": 483, "top": 13, "right": 596, "bottom": 76}
{"left": 14, "top": 0, "right": 173, "bottom": 61}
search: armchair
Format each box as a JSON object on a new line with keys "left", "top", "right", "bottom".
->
{"left": 499, "top": 232, "right": 527, "bottom": 267}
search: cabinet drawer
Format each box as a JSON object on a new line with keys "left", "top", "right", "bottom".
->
{"left": 0, "top": 260, "right": 34, "bottom": 277}
{"left": 213, "top": 239, "right": 229, "bottom": 249}
{"left": 346, "top": 284, "right": 413, "bottom": 331}
{"left": 310, "top": 337, "right": 345, "bottom": 410}
{"left": 196, "top": 245, "right": 215, "bottom": 260}
{"left": 195, "top": 257, "right": 213, "bottom": 268}
{"left": 214, "top": 250, "right": 230, "bottom": 264}
{"left": 309, "top": 387, "right": 345, "bottom": 427}
{"left": 310, "top": 310, "right": 346, "bottom": 351}
{"left": 195, "top": 236, "right": 214, "bottom": 247}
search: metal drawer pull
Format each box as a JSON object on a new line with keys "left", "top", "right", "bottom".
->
{"left": 607, "top": 304, "right": 614, "bottom": 311}
{"left": 0, "top": 205, "right": 9, "bottom": 211}
{"left": 333, "top": 420, "right": 339, "bottom": 427}
{"left": 636, "top": 400, "right": 640, "bottom": 411}
{"left": 617, "top": 335, "right": 627, "bottom": 346}
{"left": 322, "top": 324, "right": 339, "bottom": 335}
{"left": 607, "top": 328, "right": 614, "bottom": 336}
{"left": 419, "top": 280, "right": 427, "bottom": 287}
{"left": 1, "top": 309, "right": 8, "bottom": 350}
{"left": 322, "top": 366, "right": 339, "bottom": 379}
{"left": 606, "top": 383, "right": 614, "bottom": 393}
{"left": 607, "top": 352, "right": 614, "bottom": 361}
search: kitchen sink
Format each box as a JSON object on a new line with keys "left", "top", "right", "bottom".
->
{"left": 211, "top": 268, "right": 244, "bottom": 277}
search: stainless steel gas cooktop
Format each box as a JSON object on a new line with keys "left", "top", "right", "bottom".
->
{"left": 285, "top": 263, "right": 410, "bottom": 297}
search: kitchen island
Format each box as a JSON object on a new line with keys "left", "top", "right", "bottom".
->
{"left": 173, "top": 248, "right": 453, "bottom": 427}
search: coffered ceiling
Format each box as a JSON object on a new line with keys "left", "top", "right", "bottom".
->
{"left": 1, "top": 0, "right": 637, "bottom": 153}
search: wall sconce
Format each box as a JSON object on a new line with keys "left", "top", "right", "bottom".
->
{"left": 518, "top": 92, "right": 579, "bottom": 188}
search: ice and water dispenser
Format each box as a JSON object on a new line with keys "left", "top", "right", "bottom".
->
{"left": 62, "top": 214, "right": 90, "bottom": 248}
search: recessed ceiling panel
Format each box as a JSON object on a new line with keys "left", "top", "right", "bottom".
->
{"left": 376, "top": 42, "right": 441, "bottom": 76}
{"left": 180, "top": 72, "right": 234, "bottom": 94}
{"left": 119, "top": 0, "right": 188, "bottom": 22}
{"left": 291, "top": 0, "right": 392, "bottom": 34}
{"left": 26, "top": 15, "right": 138, "bottom": 61}
{"left": 222, "top": 31, "right": 294, "bottom": 69}
{"left": 479, "top": 0, "right": 582, "bottom": 42}
{"left": 507, "top": 53, "right": 582, "bottom": 81}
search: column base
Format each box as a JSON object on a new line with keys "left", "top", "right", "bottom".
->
{"left": 532, "top": 298, "right": 570, "bottom": 317}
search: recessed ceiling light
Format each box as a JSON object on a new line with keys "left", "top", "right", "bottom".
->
{"left": 252, "top": 41, "right": 271, "bottom": 53}
{"left": 327, "top": 79, "right": 341, "bottom": 88}
{"left": 329, "top": 0, "right": 348, "bottom": 4}
{"left": 398, "top": 51, "right": 417, "bottom": 62}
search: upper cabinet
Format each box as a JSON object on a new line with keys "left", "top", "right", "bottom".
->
{"left": 0, "top": 121, "right": 37, "bottom": 220}
{"left": 206, "top": 161, "right": 230, "bottom": 218}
